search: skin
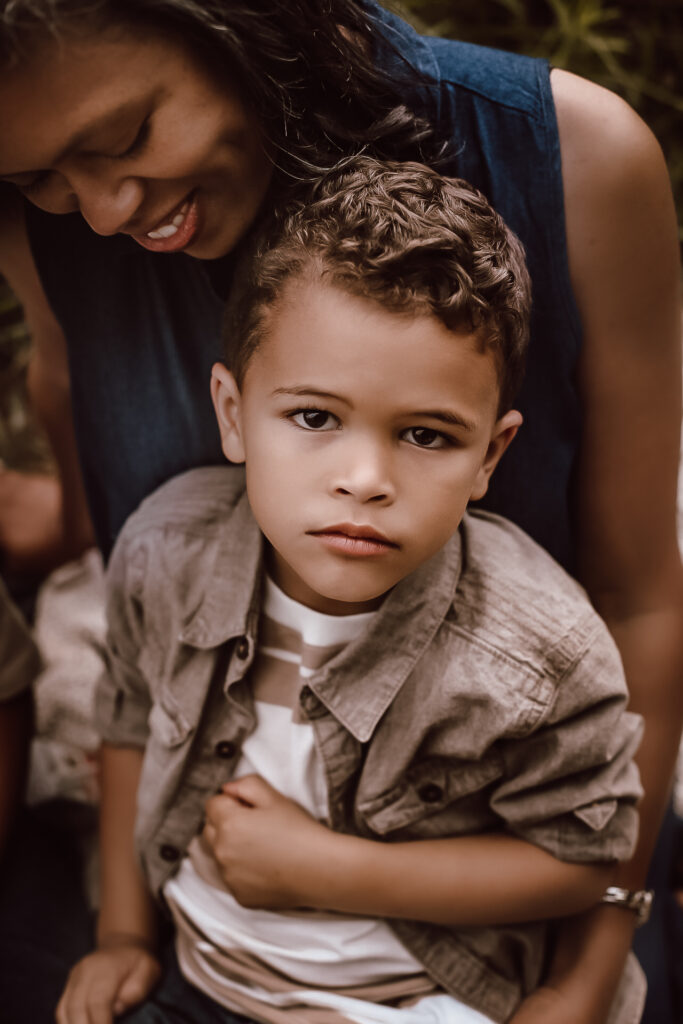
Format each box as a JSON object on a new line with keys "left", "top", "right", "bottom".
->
{"left": 58, "top": 282, "right": 615, "bottom": 1024}
{"left": 0, "top": 30, "right": 273, "bottom": 258}
{"left": 0, "top": 26, "right": 680, "bottom": 1024}
{"left": 211, "top": 277, "right": 521, "bottom": 614}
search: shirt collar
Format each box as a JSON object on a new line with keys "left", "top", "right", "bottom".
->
{"left": 308, "top": 531, "right": 462, "bottom": 742}
{"left": 179, "top": 482, "right": 463, "bottom": 744}
{"left": 179, "top": 487, "right": 264, "bottom": 648}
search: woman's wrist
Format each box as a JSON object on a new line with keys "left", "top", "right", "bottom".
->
{"left": 96, "top": 929, "right": 157, "bottom": 954}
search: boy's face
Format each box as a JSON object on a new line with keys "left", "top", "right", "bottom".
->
{"left": 212, "top": 279, "right": 520, "bottom": 615}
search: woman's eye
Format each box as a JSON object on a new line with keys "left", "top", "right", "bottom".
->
{"left": 112, "top": 117, "right": 151, "bottom": 160}
{"left": 403, "top": 427, "right": 451, "bottom": 449}
{"left": 18, "top": 171, "right": 51, "bottom": 195}
{"left": 290, "top": 409, "right": 338, "bottom": 431}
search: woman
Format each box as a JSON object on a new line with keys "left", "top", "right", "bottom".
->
{"left": 0, "top": 2, "right": 681, "bottom": 1022}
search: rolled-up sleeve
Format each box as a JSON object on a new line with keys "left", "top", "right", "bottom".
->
{"left": 490, "top": 613, "right": 643, "bottom": 863}
{"left": 0, "top": 578, "right": 41, "bottom": 701}
{"left": 94, "top": 537, "right": 151, "bottom": 749}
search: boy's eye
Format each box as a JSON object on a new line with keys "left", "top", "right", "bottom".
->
{"left": 402, "top": 427, "right": 451, "bottom": 449}
{"left": 290, "top": 409, "right": 338, "bottom": 431}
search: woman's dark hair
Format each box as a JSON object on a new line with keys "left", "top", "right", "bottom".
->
{"left": 0, "top": 1, "right": 443, "bottom": 185}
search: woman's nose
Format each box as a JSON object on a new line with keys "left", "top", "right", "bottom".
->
{"left": 75, "top": 174, "right": 144, "bottom": 236}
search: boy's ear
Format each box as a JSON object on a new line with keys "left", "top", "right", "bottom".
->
{"left": 470, "top": 409, "right": 522, "bottom": 502}
{"left": 210, "top": 363, "right": 246, "bottom": 464}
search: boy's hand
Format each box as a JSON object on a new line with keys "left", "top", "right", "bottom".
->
{"left": 203, "top": 774, "right": 332, "bottom": 909}
{"left": 56, "top": 940, "right": 161, "bottom": 1024}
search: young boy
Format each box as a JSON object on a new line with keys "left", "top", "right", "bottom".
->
{"left": 59, "top": 158, "right": 644, "bottom": 1024}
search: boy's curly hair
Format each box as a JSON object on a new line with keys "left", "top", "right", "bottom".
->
{"left": 225, "top": 156, "right": 531, "bottom": 413}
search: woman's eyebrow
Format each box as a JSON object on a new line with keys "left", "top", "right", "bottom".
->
{"left": 1, "top": 100, "right": 141, "bottom": 178}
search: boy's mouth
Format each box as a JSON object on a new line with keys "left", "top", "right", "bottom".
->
{"left": 308, "top": 524, "right": 398, "bottom": 556}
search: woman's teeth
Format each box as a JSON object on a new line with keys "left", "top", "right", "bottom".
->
{"left": 147, "top": 202, "right": 189, "bottom": 240}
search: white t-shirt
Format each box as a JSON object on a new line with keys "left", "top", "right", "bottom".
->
{"left": 164, "top": 578, "right": 493, "bottom": 1024}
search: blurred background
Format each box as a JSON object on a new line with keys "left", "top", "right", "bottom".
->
{"left": 1, "top": 0, "right": 682, "bottom": 479}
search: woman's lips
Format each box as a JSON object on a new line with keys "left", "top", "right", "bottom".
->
{"left": 131, "top": 192, "right": 200, "bottom": 253}
{"left": 309, "top": 525, "right": 398, "bottom": 557}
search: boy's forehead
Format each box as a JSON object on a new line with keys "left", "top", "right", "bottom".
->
{"left": 247, "top": 277, "right": 502, "bottom": 419}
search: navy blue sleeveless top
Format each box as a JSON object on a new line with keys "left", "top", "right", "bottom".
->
{"left": 25, "top": 3, "right": 582, "bottom": 571}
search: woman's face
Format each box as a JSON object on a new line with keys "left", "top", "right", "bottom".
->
{"left": 0, "top": 27, "right": 274, "bottom": 258}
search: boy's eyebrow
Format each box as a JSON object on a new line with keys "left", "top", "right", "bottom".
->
{"left": 413, "top": 410, "right": 478, "bottom": 433}
{"left": 271, "top": 386, "right": 349, "bottom": 404}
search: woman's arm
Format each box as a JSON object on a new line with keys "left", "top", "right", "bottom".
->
{"left": 0, "top": 193, "right": 94, "bottom": 575}
{"left": 510, "top": 69, "right": 683, "bottom": 1024}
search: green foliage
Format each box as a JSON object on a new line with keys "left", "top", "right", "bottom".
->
{"left": 390, "top": 0, "right": 683, "bottom": 238}
{"left": 0, "top": 277, "right": 51, "bottom": 472}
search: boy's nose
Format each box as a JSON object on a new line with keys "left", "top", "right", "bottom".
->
{"left": 331, "top": 444, "right": 396, "bottom": 505}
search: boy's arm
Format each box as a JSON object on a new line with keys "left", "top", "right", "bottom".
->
{"left": 56, "top": 743, "right": 161, "bottom": 1024}
{"left": 58, "top": 533, "right": 161, "bottom": 1024}
{"left": 204, "top": 612, "right": 641, "bottom": 927}
{"left": 205, "top": 775, "right": 615, "bottom": 925}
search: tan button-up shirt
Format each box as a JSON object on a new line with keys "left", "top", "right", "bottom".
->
{"left": 96, "top": 467, "right": 643, "bottom": 1023}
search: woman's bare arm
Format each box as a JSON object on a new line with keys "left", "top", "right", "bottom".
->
{"left": 512, "top": 69, "right": 683, "bottom": 1024}
{"left": 0, "top": 192, "right": 94, "bottom": 574}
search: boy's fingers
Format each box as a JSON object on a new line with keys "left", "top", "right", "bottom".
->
{"left": 202, "top": 820, "right": 218, "bottom": 848}
{"left": 222, "top": 773, "right": 272, "bottom": 806}
{"left": 115, "top": 953, "right": 161, "bottom": 1009}
{"left": 204, "top": 791, "right": 243, "bottom": 825}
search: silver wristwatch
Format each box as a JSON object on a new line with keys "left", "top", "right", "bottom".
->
{"left": 600, "top": 886, "right": 654, "bottom": 925}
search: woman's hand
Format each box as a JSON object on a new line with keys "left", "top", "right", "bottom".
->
{"left": 55, "top": 939, "right": 161, "bottom": 1024}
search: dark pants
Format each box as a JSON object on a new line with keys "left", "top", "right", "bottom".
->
{"left": 633, "top": 803, "right": 683, "bottom": 1024}
{"left": 120, "top": 943, "right": 255, "bottom": 1024}
{"left": 0, "top": 802, "right": 94, "bottom": 1024}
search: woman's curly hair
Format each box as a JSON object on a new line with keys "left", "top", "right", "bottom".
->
{"left": 225, "top": 156, "right": 531, "bottom": 413}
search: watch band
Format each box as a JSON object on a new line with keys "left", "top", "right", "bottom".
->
{"left": 600, "top": 886, "right": 654, "bottom": 925}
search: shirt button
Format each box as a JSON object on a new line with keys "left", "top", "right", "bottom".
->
{"left": 159, "top": 843, "right": 180, "bottom": 862}
{"left": 235, "top": 637, "right": 249, "bottom": 660}
{"left": 418, "top": 783, "right": 444, "bottom": 804}
{"left": 214, "top": 740, "right": 237, "bottom": 759}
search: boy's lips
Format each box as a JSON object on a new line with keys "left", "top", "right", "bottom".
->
{"left": 131, "top": 192, "right": 200, "bottom": 252}
{"left": 308, "top": 523, "right": 398, "bottom": 556}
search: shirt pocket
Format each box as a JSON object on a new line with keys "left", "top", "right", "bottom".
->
{"left": 358, "top": 754, "right": 504, "bottom": 837}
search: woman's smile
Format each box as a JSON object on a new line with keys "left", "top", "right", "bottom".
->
{"left": 0, "top": 30, "right": 273, "bottom": 258}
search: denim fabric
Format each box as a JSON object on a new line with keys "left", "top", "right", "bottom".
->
{"left": 24, "top": 3, "right": 579, "bottom": 571}
{"left": 95, "top": 467, "right": 642, "bottom": 1024}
